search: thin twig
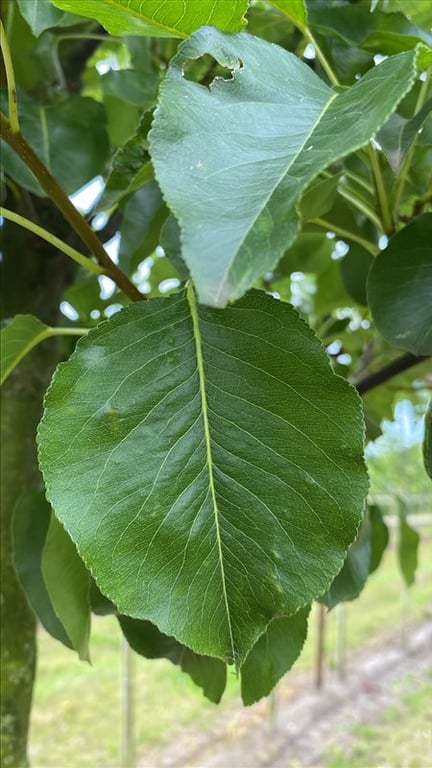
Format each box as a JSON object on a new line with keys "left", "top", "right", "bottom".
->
{"left": 354, "top": 353, "right": 430, "bottom": 396}
{"left": 0, "top": 113, "right": 145, "bottom": 302}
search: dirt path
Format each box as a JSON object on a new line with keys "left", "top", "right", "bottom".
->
{"left": 140, "top": 620, "right": 432, "bottom": 768}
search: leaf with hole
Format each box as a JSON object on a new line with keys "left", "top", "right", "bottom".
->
{"left": 38, "top": 287, "right": 368, "bottom": 666}
{"left": 150, "top": 28, "right": 423, "bottom": 306}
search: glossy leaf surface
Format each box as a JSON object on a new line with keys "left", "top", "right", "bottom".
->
{"left": 150, "top": 28, "right": 422, "bottom": 306}
{"left": 367, "top": 214, "right": 432, "bottom": 354}
{"left": 241, "top": 607, "right": 309, "bottom": 705}
{"left": 49, "top": 0, "right": 248, "bottom": 37}
{"left": 41, "top": 515, "right": 91, "bottom": 661}
{"left": 38, "top": 288, "right": 368, "bottom": 666}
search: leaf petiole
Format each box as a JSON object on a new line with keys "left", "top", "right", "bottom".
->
{"left": 0, "top": 208, "right": 105, "bottom": 275}
{"left": 0, "top": 19, "right": 19, "bottom": 134}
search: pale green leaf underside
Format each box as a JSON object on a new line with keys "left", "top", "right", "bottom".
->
{"left": 50, "top": 0, "right": 248, "bottom": 37}
{"left": 150, "top": 28, "right": 421, "bottom": 306}
{"left": 38, "top": 288, "right": 368, "bottom": 665}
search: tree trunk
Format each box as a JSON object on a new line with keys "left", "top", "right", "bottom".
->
{"left": 1, "top": 210, "right": 75, "bottom": 766}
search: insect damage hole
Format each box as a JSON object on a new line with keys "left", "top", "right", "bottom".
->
{"left": 182, "top": 54, "right": 243, "bottom": 90}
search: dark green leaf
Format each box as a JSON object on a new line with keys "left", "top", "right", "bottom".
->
{"left": 308, "top": 4, "right": 432, "bottom": 55}
{"left": 367, "top": 214, "right": 432, "bottom": 355}
{"left": 160, "top": 216, "right": 189, "bottom": 281}
{"left": 41, "top": 514, "right": 91, "bottom": 661}
{"left": 38, "top": 287, "right": 368, "bottom": 665}
{"left": 12, "top": 489, "right": 73, "bottom": 648}
{"left": 241, "top": 607, "right": 309, "bottom": 705}
{"left": 118, "top": 617, "right": 227, "bottom": 703}
{"left": 50, "top": 0, "right": 248, "bottom": 37}
{"left": 319, "top": 516, "right": 371, "bottom": 609}
{"left": 118, "top": 183, "right": 168, "bottom": 274}
{"left": 368, "top": 504, "right": 389, "bottom": 574}
{"left": 150, "top": 28, "right": 422, "bottom": 306}
{"left": 1, "top": 92, "right": 110, "bottom": 196}
{"left": 397, "top": 499, "right": 419, "bottom": 587}
{"left": 377, "top": 98, "right": 432, "bottom": 173}
{"left": 1, "top": 314, "right": 49, "bottom": 384}
{"left": 96, "top": 113, "right": 154, "bottom": 212}
{"left": 340, "top": 245, "right": 374, "bottom": 306}
{"left": 300, "top": 175, "right": 341, "bottom": 223}
{"left": 423, "top": 400, "right": 432, "bottom": 481}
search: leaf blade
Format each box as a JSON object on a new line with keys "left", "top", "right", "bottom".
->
{"left": 150, "top": 29, "right": 421, "bottom": 306}
{"left": 49, "top": 0, "right": 248, "bottom": 37}
{"left": 38, "top": 289, "right": 368, "bottom": 665}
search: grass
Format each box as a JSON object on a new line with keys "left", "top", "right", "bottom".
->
{"left": 29, "top": 534, "right": 432, "bottom": 767}
{"left": 326, "top": 673, "right": 432, "bottom": 768}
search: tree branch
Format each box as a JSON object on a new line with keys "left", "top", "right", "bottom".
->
{"left": 354, "top": 352, "right": 430, "bottom": 396}
{"left": 0, "top": 113, "right": 145, "bottom": 302}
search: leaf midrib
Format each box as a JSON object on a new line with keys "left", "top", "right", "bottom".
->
{"left": 186, "top": 282, "right": 236, "bottom": 665}
{"left": 104, "top": 0, "right": 188, "bottom": 37}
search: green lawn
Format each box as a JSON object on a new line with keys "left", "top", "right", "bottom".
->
{"left": 29, "top": 534, "right": 432, "bottom": 767}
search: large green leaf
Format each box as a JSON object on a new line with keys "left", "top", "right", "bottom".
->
{"left": 1, "top": 92, "right": 110, "bottom": 196}
{"left": 41, "top": 515, "right": 91, "bottom": 661}
{"left": 241, "top": 607, "right": 309, "bottom": 705}
{"left": 150, "top": 28, "right": 422, "bottom": 307}
{"left": 38, "top": 287, "right": 368, "bottom": 666}
{"left": 12, "top": 488, "right": 73, "bottom": 648}
{"left": 49, "top": 0, "right": 248, "bottom": 37}
{"left": 367, "top": 214, "right": 432, "bottom": 355}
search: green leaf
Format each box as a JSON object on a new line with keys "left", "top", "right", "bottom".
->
{"left": 12, "top": 489, "right": 73, "bottom": 648}
{"left": 377, "top": 98, "right": 432, "bottom": 174}
{"left": 1, "top": 314, "right": 49, "bottom": 384}
{"left": 319, "top": 516, "right": 371, "bottom": 609}
{"left": 96, "top": 115, "right": 154, "bottom": 212}
{"left": 1, "top": 92, "right": 110, "bottom": 196}
{"left": 308, "top": 4, "right": 432, "bottom": 55}
{"left": 240, "top": 607, "right": 309, "bottom": 705}
{"left": 118, "top": 183, "right": 168, "bottom": 274}
{"left": 38, "top": 287, "right": 368, "bottom": 666}
{"left": 268, "top": 0, "right": 307, "bottom": 30}
{"left": 18, "top": 0, "right": 66, "bottom": 35}
{"left": 368, "top": 504, "right": 389, "bottom": 574}
{"left": 367, "top": 214, "right": 432, "bottom": 355}
{"left": 150, "top": 28, "right": 421, "bottom": 307}
{"left": 340, "top": 245, "right": 374, "bottom": 306}
{"left": 423, "top": 400, "right": 432, "bottom": 481}
{"left": 300, "top": 175, "right": 341, "bottom": 223}
{"left": 49, "top": 0, "right": 248, "bottom": 37}
{"left": 160, "top": 216, "right": 189, "bottom": 281}
{"left": 41, "top": 514, "right": 91, "bottom": 661}
{"left": 118, "top": 617, "right": 227, "bottom": 703}
{"left": 397, "top": 500, "right": 419, "bottom": 587}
